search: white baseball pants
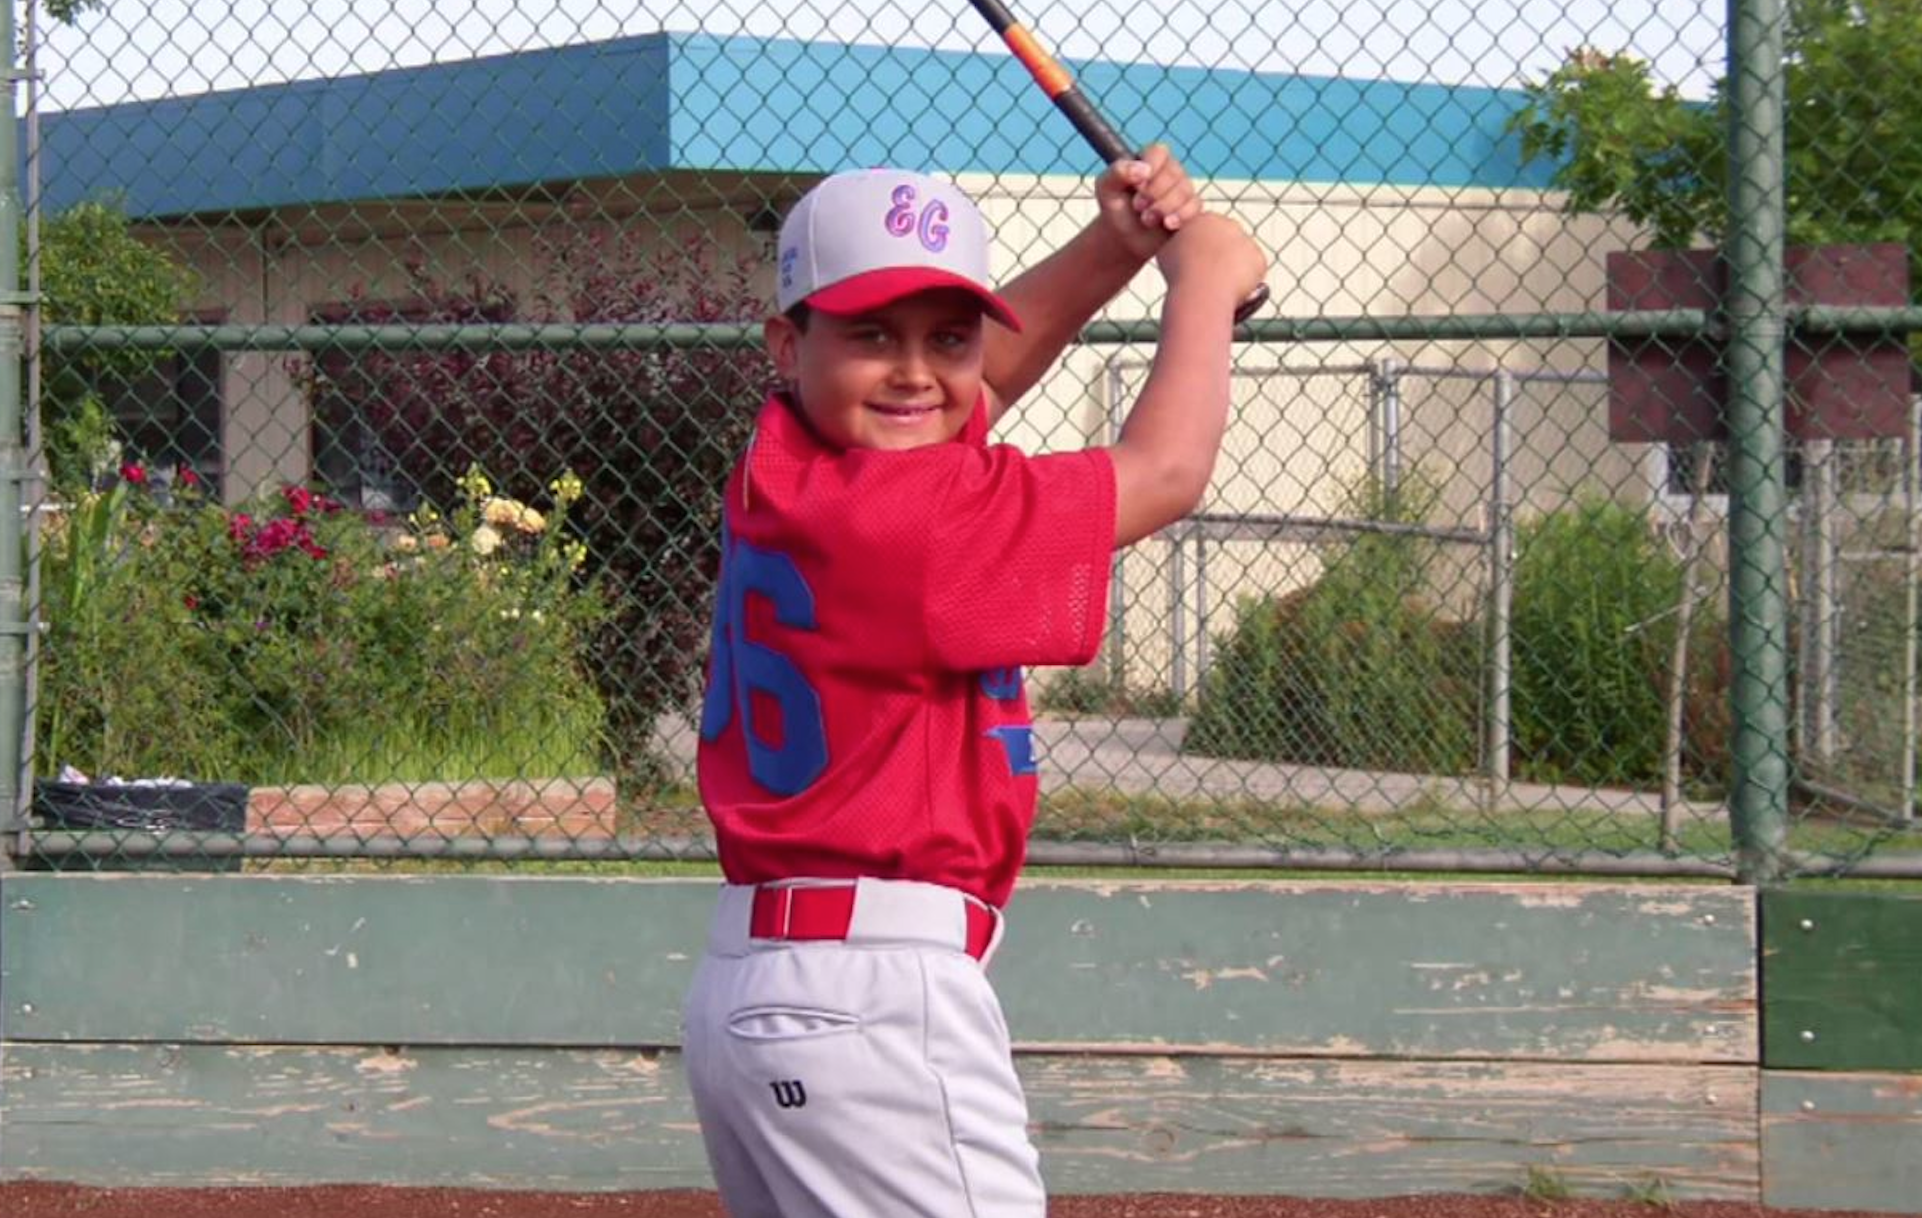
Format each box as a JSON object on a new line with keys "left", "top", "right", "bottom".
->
{"left": 682, "top": 879, "right": 1044, "bottom": 1217}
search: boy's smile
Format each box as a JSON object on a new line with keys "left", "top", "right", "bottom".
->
{"left": 765, "top": 288, "right": 989, "bottom": 452}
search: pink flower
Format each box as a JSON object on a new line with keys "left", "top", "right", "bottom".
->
{"left": 176, "top": 466, "right": 200, "bottom": 489}
{"left": 282, "top": 485, "right": 316, "bottom": 516}
{"left": 119, "top": 463, "right": 147, "bottom": 486}
{"left": 230, "top": 516, "right": 327, "bottom": 566}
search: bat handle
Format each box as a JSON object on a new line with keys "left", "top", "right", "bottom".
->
{"left": 1052, "top": 90, "right": 1134, "bottom": 164}
{"left": 1232, "top": 283, "right": 1272, "bottom": 325}
{"left": 1053, "top": 96, "right": 1272, "bottom": 324}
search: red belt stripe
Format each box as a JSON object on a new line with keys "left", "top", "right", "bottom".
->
{"left": 748, "top": 884, "right": 997, "bottom": 961}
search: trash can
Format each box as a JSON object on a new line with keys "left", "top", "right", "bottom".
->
{"left": 28, "top": 780, "right": 250, "bottom": 872}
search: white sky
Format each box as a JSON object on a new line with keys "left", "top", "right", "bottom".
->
{"left": 28, "top": 0, "right": 1727, "bottom": 112}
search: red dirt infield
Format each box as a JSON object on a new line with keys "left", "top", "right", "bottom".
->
{"left": 0, "top": 1184, "right": 1900, "bottom": 1218}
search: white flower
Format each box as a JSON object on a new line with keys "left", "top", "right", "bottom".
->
{"left": 482, "top": 496, "right": 546, "bottom": 534}
{"left": 470, "top": 524, "right": 504, "bottom": 556}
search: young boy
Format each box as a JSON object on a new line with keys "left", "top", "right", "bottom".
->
{"left": 685, "top": 151, "right": 1267, "bottom": 1217}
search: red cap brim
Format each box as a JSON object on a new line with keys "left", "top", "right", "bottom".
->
{"left": 805, "top": 267, "right": 1022, "bottom": 331}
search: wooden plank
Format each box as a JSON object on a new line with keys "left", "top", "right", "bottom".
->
{"left": 0, "top": 1044, "right": 1757, "bottom": 1200}
{"left": 998, "top": 880, "right": 1757, "bottom": 1062}
{"left": 2, "top": 876, "right": 1757, "bottom": 1061}
{"left": 0, "top": 1043, "right": 706, "bottom": 1190}
{"left": 1034, "top": 1056, "right": 1757, "bottom": 1201}
{"left": 1762, "top": 1070, "right": 1922, "bottom": 1213}
{"left": 1762, "top": 889, "right": 1922, "bottom": 1070}
{"left": 0, "top": 874, "right": 711, "bottom": 1047}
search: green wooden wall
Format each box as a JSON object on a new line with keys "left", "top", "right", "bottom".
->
{"left": 1758, "top": 889, "right": 1922, "bottom": 1212}
{"left": 0, "top": 875, "right": 1906, "bottom": 1210}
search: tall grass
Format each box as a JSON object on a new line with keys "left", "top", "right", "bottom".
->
{"left": 1509, "top": 496, "right": 1728, "bottom": 789}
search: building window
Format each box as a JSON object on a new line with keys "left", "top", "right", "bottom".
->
{"left": 307, "top": 293, "right": 520, "bottom": 512}
{"left": 309, "top": 385, "right": 416, "bottom": 514}
{"left": 1662, "top": 440, "right": 1806, "bottom": 500}
{"left": 310, "top": 299, "right": 413, "bottom": 513}
{"left": 102, "top": 340, "right": 224, "bottom": 500}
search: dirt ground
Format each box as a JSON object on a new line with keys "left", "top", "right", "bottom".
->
{"left": 0, "top": 1184, "right": 1902, "bottom": 1218}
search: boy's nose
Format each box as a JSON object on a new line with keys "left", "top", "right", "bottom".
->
{"left": 891, "top": 345, "right": 936, "bottom": 385}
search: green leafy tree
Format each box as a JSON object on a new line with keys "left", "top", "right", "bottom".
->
{"left": 19, "top": 5, "right": 195, "bottom": 490}
{"left": 42, "top": 0, "right": 104, "bottom": 22}
{"left": 33, "top": 200, "right": 200, "bottom": 492}
{"left": 1510, "top": 0, "right": 1922, "bottom": 334}
{"left": 1508, "top": 49, "right": 1725, "bottom": 249}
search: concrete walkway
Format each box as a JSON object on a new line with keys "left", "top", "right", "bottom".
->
{"left": 654, "top": 714, "right": 1725, "bottom": 821}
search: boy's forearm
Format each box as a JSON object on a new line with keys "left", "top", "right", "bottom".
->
{"left": 1106, "top": 287, "right": 1237, "bottom": 546}
{"left": 983, "top": 221, "right": 1149, "bottom": 418}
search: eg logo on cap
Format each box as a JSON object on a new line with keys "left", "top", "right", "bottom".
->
{"left": 775, "top": 168, "right": 1022, "bottom": 330}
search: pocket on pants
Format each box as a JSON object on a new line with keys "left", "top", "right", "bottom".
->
{"left": 727, "top": 1004, "right": 861, "bottom": 1041}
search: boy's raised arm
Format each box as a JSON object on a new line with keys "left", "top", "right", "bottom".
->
{"left": 1107, "top": 213, "right": 1269, "bottom": 547}
{"left": 981, "top": 145, "right": 1201, "bottom": 422}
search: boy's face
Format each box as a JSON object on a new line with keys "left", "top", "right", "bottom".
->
{"left": 765, "top": 288, "right": 988, "bottom": 452}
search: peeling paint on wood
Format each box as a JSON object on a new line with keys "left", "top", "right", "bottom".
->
{"left": 1030, "top": 1056, "right": 1758, "bottom": 1201}
{"left": 2, "top": 877, "right": 1757, "bottom": 1062}
{"left": 998, "top": 882, "right": 1756, "bottom": 1062}
{"left": 0, "top": 1044, "right": 1758, "bottom": 1200}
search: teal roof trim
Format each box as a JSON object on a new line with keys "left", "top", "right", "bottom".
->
{"left": 669, "top": 34, "right": 1551, "bottom": 190}
{"left": 33, "top": 32, "right": 1552, "bottom": 219}
{"left": 37, "top": 36, "right": 676, "bottom": 217}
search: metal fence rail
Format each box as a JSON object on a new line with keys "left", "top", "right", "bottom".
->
{"left": 5, "top": 0, "right": 1921, "bottom": 879}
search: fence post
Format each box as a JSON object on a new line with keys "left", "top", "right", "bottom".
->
{"left": 1486, "top": 370, "right": 1513, "bottom": 788}
{"left": 1374, "top": 357, "right": 1403, "bottom": 494}
{"left": 1905, "top": 398, "right": 1919, "bottom": 822}
{"left": 0, "top": 0, "right": 27, "bottom": 860}
{"left": 1169, "top": 523, "right": 1187, "bottom": 702}
{"left": 1194, "top": 527, "right": 1210, "bottom": 695}
{"left": 1724, "top": 0, "right": 1793, "bottom": 883}
{"left": 1795, "top": 439, "right": 1838, "bottom": 768}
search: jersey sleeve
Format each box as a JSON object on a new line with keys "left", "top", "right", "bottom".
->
{"left": 922, "top": 443, "right": 1116, "bottom": 672}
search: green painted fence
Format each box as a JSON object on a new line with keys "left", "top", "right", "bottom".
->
{"left": 0, "top": 875, "right": 1763, "bottom": 1201}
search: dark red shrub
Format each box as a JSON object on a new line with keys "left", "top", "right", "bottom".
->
{"left": 297, "top": 233, "right": 773, "bottom": 778}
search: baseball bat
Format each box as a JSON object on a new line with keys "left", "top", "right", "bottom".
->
{"left": 963, "top": 0, "right": 1272, "bottom": 323}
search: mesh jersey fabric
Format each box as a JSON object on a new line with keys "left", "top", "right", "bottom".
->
{"left": 696, "top": 391, "right": 1116, "bottom": 907}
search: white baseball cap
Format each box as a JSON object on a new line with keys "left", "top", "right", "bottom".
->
{"left": 775, "top": 168, "right": 1022, "bottom": 330}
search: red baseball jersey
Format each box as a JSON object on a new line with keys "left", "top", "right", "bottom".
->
{"left": 697, "top": 391, "right": 1116, "bottom": 908}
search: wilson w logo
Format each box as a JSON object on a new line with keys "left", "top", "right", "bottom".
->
{"left": 770, "top": 1080, "right": 808, "bottom": 1109}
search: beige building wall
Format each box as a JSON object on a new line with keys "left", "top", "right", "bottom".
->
{"left": 146, "top": 175, "right": 778, "bottom": 505}
{"left": 145, "top": 170, "right": 1648, "bottom": 704}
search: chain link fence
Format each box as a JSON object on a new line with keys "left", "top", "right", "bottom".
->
{"left": 7, "top": 0, "right": 1921, "bottom": 879}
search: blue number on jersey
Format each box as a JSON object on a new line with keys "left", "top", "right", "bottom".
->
{"left": 700, "top": 531, "right": 828, "bottom": 796}
{"left": 980, "top": 668, "right": 1022, "bottom": 701}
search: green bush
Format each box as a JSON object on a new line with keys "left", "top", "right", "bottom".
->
{"left": 34, "top": 201, "right": 203, "bottom": 496}
{"left": 36, "top": 463, "right": 607, "bottom": 785}
{"left": 1509, "top": 496, "right": 1728, "bottom": 788}
{"left": 1034, "top": 665, "right": 1182, "bottom": 717}
{"left": 1186, "top": 478, "right": 1480, "bottom": 774}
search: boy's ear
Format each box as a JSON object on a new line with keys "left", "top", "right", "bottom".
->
{"left": 764, "top": 314, "right": 801, "bottom": 382}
